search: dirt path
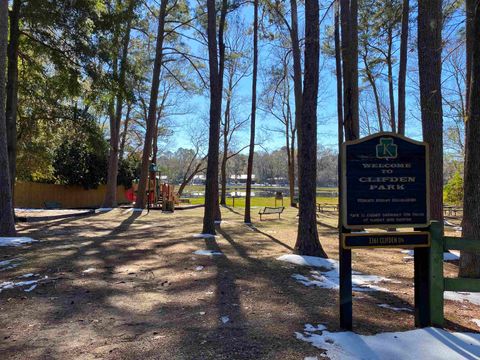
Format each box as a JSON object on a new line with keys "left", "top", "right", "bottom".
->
{"left": 0, "top": 207, "right": 478, "bottom": 359}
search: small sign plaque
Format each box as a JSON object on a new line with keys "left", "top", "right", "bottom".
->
{"left": 342, "top": 133, "right": 429, "bottom": 229}
{"left": 342, "top": 232, "right": 430, "bottom": 249}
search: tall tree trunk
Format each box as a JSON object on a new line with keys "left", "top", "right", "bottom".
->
{"left": 0, "top": 0, "right": 16, "bottom": 236}
{"left": 418, "top": 0, "right": 443, "bottom": 222}
{"left": 215, "top": 0, "right": 228, "bottom": 222}
{"left": 103, "top": 0, "right": 134, "bottom": 208}
{"left": 244, "top": 0, "right": 258, "bottom": 224}
{"left": 202, "top": 0, "right": 222, "bottom": 234}
{"left": 335, "top": 0, "right": 344, "bottom": 225}
{"left": 294, "top": 0, "right": 327, "bottom": 257}
{"left": 286, "top": 101, "right": 295, "bottom": 207}
{"left": 363, "top": 54, "right": 383, "bottom": 131}
{"left": 220, "top": 150, "right": 228, "bottom": 205}
{"left": 5, "top": 0, "right": 20, "bottom": 200}
{"left": 459, "top": 0, "right": 480, "bottom": 278}
{"left": 397, "top": 0, "right": 409, "bottom": 135}
{"left": 220, "top": 72, "right": 233, "bottom": 206}
{"left": 135, "top": 0, "right": 168, "bottom": 209}
{"left": 387, "top": 28, "right": 396, "bottom": 132}
{"left": 341, "top": 0, "right": 359, "bottom": 140}
{"left": 119, "top": 103, "right": 131, "bottom": 161}
{"left": 290, "top": 0, "right": 303, "bottom": 132}
{"left": 466, "top": 0, "right": 475, "bottom": 112}
{"left": 282, "top": 56, "right": 296, "bottom": 207}
{"left": 350, "top": 0, "right": 359, "bottom": 136}
{"left": 290, "top": 129, "right": 296, "bottom": 205}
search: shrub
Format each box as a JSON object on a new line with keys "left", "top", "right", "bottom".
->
{"left": 444, "top": 170, "right": 463, "bottom": 206}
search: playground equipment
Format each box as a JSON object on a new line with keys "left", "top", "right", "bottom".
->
{"left": 131, "top": 162, "right": 176, "bottom": 212}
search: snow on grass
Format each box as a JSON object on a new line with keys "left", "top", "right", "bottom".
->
{"left": 445, "top": 291, "right": 480, "bottom": 306}
{"left": 400, "top": 250, "right": 460, "bottom": 261}
{"left": 278, "top": 254, "right": 392, "bottom": 292}
{"left": 444, "top": 251, "right": 460, "bottom": 261}
{"left": 82, "top": 268, "right": 96, "bottom": 274}
{"left": 24, "top": 284, "right": 37, "bottom": 292}
{"left": 192, "top": 233, "right": 217, "bottom": 239}
{"left": 0, "top": 237, "right": 37, "bottom": 247}
{"left": 195, "top": 266, "right": 204, "bottom": 271}
{"left": 95, "top": 208, "right": 113, "bottom": 213}
{"left": 445, "top": 220, "right": 462, "bottom": 232}
{"left": 220, "top": 316, "right": 230, "bottom": 324}
{"left": 377, "top": 303, "right": 413, "bottom": 312}
{"left": 296, "top": 323, "right": 480, "bottom": 360}
{"left": 15, "top": 208, "right": 87, "bottom": 212}
{"left": 0, "top": 258, "right": 22, "bottom": 271}
{"left": 193, "top": 250, "right": 223, "bottom": 256}
{"left": 18, "top": 273, "right": 37, "bottom": 278}
{"left": 0, "top": 275, "right": 48, "bottom": 293}
{"left": 277, "top": 254, "right": 338, "bottom": 269}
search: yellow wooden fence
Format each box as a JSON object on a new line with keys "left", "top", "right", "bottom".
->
{"left": 14, "top": 182, "right": 128, "bottom": 209}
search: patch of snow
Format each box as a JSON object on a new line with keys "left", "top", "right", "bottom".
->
{"left": 0, "top": 237, "right": 37, "bottom": 247}
{"left": 445, "top": 291, "right": 480, "bottom": 306}
{"left": 193, "top": 250, "right": 223, "bottom": 256}
{"left": 15, "top": 208, "right": 45, "bottom": 212}
{"left": 220, "top": 316, "right": 230, "bottom": 324}
{"left": 472, "top": 319, "right": 480, "bottom": 327}
{"left": 199, "top": 311, "right": 206, "bottom": 315}
{"left": 296, "top": 323, "right": 480, "bottom": 360}
{"left": 15, "top": 208, "right": 90, "bottom": 212}
{"left": 82, "top": 268, "right": 96, "bottom": 274}
{"left": 377, "top": 303, "right": 413, "bottom": 312}
{"left": 193, "top": 233, "right": 217, "bottom": 239}
{"left": 304, "top": 357, "right": 318, "bottom": 360}
{"left": 195, "top": 266, "right": 204, "bottom": 271}
{"left": 277, "top": 254, "right": 338, "bottom": 269}
{"left": 443, "top": 252, "right": 460, "bottom": 261}
{"left": 0, "top": 258, "right": 22, "bottom": 271}
{"left": 305, "top": 324, "right": 327, "bottom": 332}
{"left": 24, "top": 284, "right": 37, "bottom": 292}
{"left": 18, "top": 273, "right": 36, "bottom": 278}
{"left": 0, "top": 275, "right": 48, "bottom": 293}
{"left": 401, "top": 250, "right": 414, "bottom": 261}
{"left": 280, "top": 255, "right": 391, "bottom": 292}
{"left": 400, "top": 250, "right": 460, "bottom": 261}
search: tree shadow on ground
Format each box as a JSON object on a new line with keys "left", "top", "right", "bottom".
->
{"left": 1, "top": 209, "right": 472, "bottom": 359}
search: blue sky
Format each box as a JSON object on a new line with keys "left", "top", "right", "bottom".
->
{"left": 164, "top": 2, "right": 458, "bottom": 154}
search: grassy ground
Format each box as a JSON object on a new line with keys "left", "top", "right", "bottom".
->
{"left": 0, "top": 207, "right": 476, "bottom": 359}
{"left": 181, "top": 185, "right": 338, "bottom": 193}
{"left": 187, "top": 196, "right": 338, "bottom": 207}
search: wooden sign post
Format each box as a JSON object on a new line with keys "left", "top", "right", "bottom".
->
{"left": 340, "top": 132, "right": 431, "bottom": 329}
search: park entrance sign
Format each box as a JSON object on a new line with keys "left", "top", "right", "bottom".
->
{"left": 342, "top": 133, "right": 430, "bottom": 229}
{"left": 339, "top": 132, "right": 432, "bottom": 330}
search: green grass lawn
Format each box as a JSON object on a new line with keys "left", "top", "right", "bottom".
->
{"left": 181, "top": 185, "right": 337, "bottom": 194}
{"left": 186, "top": 196, "right": 338, "bottom": 207}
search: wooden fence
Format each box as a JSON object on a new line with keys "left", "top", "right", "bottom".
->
{"left": 14, "top": 182, "right": 128, "bottom": 209}
{"left": 426, "top": 221, "right": 480, "bottom": 327}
